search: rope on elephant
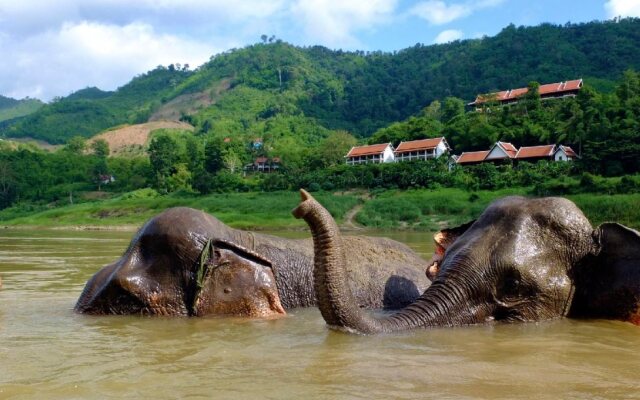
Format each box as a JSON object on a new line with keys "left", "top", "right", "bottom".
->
{"left": 197, "top": 238, "right": 213, "bottom": 290}
{"left": 245, "top": 231, "right": 256, "bottom": 252}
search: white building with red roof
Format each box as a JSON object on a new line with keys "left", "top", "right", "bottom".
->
{"left": 453, "top": 141, "right": 578, "bottom": 167}
{"left": 469, "top": 79, "right": 583, "bottom": 109}
{"left": 394, "top": 137, "right": 451, "bottom": 162}
{"left": 345, "top": 143, "right": 395, "bottom": 165}
{"left": 485, "top": 141, "right": 518, "bottom": 162}
{"left": 554, "top": 145, "right": 579, "bottom": 161}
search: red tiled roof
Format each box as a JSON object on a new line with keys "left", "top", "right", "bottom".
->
{"left": 564, "top": 146, "right": 577, "bottom": 157}
{"left": 346, "top": 143, "right": 391, "bottom": 158}
{"left": 563, "top": 79, "right": 583, "bottom": 91}
{"left": 456, "top": 150, "right": 489, "bottom": 164}
{"left": 500, "top": 142, "right": 518, "bottom": 154}
{"left": 508, "top": 88, "right": 528, "bottom": 99}
{"left": 556, "top": 145, "right": 578, "bottom": 158}
{"left": 471, "top": 79, "right": 583, "bottom": 105}
{"left": 255, "top": 157, "right": 280, "bottom": 164}
{"left": 395, "top": 137, "right": 446, "bottom": 153}
{"left": 516, "top": 144, "right": 556, "bottom": 159}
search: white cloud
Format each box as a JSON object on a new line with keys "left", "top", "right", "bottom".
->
{"left": 604, "top": 0, "right": 640, "bottom": 18}
{"left": 0, "top": 21, "right": 216, "bottom": 100}
{"left": 433, "top": 29, "right": 464, "bottom": 43}
{"left": 0, "top": 0, "right": 405, "bottom": 100}
{"left": 289, "top": 0, "right": 398, "bottom": 48}
{"left": 410, "top": 0, "right": 506, "bottom": 25}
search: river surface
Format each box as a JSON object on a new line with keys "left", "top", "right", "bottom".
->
{"left": 1, "top": 228, "right": 639, "bottom": 399}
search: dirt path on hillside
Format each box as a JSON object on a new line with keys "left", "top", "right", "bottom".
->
{"left": 341, "top": 204, "right": 365, "bottom": 230}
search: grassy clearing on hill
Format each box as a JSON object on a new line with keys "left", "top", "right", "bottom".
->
{"left": 88, "top": 121, "right": 194, "bottom": 156}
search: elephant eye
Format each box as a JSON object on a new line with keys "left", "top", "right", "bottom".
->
{"left": 498, "top": 269, "right": 522, "bottom": 297}
{"left": 504, "top": 278, "right": 519, "bottom": 294}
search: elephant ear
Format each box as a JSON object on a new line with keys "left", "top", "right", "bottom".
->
{"left": 212, "top": 239, "right": 274, "bottom": 269}
{"left": 195, "top": 239, "right": 275, "bottom": 290}
{"left": 570, "top": 223, "right": 640, "bottom": 324}
{"left": 426, "top": 220, "right": 475, "bottom": 280}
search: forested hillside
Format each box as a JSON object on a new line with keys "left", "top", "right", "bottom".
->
{"left": 2, "top": 18, "right": 639, "bottom": 143}
{"left": 0, "top": 95, "right": 43, "bottom": 125}
{"left": 1, "top": 66, "right": 192, "bottom": 143}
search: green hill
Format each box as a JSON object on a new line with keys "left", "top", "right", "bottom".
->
{"left": 1, "top": 66, "right": 192, "bottom": 143}
{"left": 2, "top": 18, "right": 640, "bottom": 143}
{"left": 0, "top": 95, "right": 43, "bottom": 123}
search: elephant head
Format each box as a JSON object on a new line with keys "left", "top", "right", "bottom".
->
{"left": 75, "top": 207, "right": 285, "bottom": 318}
{"left": 192, "top": 239, "right": 285, "bottom": 317}
{"left": 293, "top": 190, "right": 640, "bottom": 334}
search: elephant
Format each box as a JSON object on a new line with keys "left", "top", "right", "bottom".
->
{"left": 75, "top": 207, "right": 430, "bottom": 317}
{"left": 293, "top": 190, "right": 640, "bottom": 334}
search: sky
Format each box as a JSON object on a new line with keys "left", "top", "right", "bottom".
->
{"left": 1, "top": 0, "right": 639, "bottom": 102}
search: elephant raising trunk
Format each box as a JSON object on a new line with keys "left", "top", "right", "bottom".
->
{"left": 293, "top": 190, "right": 640, "bottom": 334}
{"left": 293, "top": 190, "right": 485, "bottom": 333}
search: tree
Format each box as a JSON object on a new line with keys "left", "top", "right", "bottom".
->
{"left": 223, "top": 151, "right": 243, "bottom": 173}
{"left": 166, "top": 163, "right": 193, "bottom": 193}
{"left": 185, "top": 136, "right": 204, "bottom": 174}
{"left": 204, "top": 136, "right": 225, "bottom": 174}
{"left": 315, "top": 130, "right": 357, "bottom": 168}
{"left": 521, "top": 81, "right": 541, "bottom": 116}
{"left": 91, "top": 139, "right": 110, "bottom": 158}
{"left": 64, "top": 136, "right": 87, "bottom": 154}
{"left": 148, "top": 135, "right": 180, "bottom": 191}
{"left": 441, "top": 97, "right": 465, "bottom": 123}
{"left": 0, "top": 159, "right": 16, "bottom": 208}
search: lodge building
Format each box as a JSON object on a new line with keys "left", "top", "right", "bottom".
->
{"left": 455, "top": 142, "right": 578, "bottom": 166}
{"left": 393, "top": 137, "right": 450, "bottom": 162}
{"left": 345, "top": 137, "right": 451, "bottom": 165}
{"left": 345, "top": 143, "right": 395, "bottom": 165}
{"left": 468, "top": 79, "right": 583, "bottom": 110}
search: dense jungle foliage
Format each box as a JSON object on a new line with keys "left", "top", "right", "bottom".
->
{"left": 2, "top": 18, "right": 640, "bottom": 143}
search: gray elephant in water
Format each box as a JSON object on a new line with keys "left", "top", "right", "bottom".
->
{"left": 293, "top": 190, "right": 640, "bottom": 333}
{"left": 75, "top": 207, "right": 430, "bottom": 317}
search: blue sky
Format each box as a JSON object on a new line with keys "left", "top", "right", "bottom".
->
{"left": 0, "top": 0, "right": 638, "bottom": 101}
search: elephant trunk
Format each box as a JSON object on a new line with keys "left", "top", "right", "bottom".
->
{"left": 293, "top": 190, "right": 487, "bottom": 334}
{"left": 293, "top": 189, "right": 383, "bottom": 333}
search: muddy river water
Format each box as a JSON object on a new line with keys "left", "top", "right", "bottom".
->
{"left": 0, "top": 228, "right": 639, "bottom": 399}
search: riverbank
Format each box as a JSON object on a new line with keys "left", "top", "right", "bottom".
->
{"left": 0, "top": 190, "right": 361, "bottom": 231}
{"left": 0, "top": 188, "right": 638, "bottom": 231}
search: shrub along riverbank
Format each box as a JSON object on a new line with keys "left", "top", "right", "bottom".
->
{"left": 356, "top": 188, "right": 640, "bottom": 230}
{"left": 0, "top": 190, "right": 359, "bottom": 230}
{"left": 0, "top": 187, "right": 637, "bottom": 231}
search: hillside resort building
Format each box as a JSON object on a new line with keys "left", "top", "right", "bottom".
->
{"left": 345, "top": 137, "right": 450, "bottom": 165}
{"left": 468, "top": 79, "right": 583, "bottom": 110}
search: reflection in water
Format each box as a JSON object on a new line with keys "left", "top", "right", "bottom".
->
{"left": 0, "top": 228, "right": 639, "bottom": 398}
